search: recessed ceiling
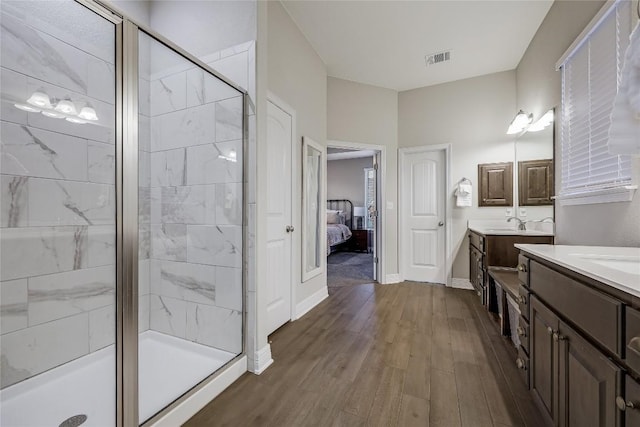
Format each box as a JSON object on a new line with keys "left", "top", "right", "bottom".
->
{"left": 281, "top": 0, "right": 553, "bottom": 92}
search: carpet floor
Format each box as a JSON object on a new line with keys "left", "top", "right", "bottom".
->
{"left": 327, "top": 252, "right": 374, "bottom": 287}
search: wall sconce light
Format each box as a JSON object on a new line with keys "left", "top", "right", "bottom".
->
{"left": 218, "top": 149, "right": 237, "bottom": 162}
{"left": 506, "top": 110, "right": 533, "bottom": 135}
{"left": 14, "top": 103, "right": 41, "bottom": 113}
{"left": 526, "top": 109, "right": 554, "bottom": 132}
{"left": 54, "top": 99, "right": 77, "bottom": 115}
{"left": 78, "top": 106, "right": 98, "bottom": 121}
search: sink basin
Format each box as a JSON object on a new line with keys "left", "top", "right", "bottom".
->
{"left": 571, "top": 254, "right": 640, "bottom": 275}
{"left": 484, "top": 228, "right": 517, "bottom": 232}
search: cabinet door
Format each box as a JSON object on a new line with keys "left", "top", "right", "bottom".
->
{"left": 478, "top": 162, "right": 513, "bottom": 207}
{"left": 623, "top": 376, "right": 640, "bottom": 427}
{"left": 518, "top": 159, "right": 554, "bottom": 206}
{"left": 531, "top": 296, "right": 559, "bottom": 425}
{"left": 558, "top": 321, "right": 620, "bottom": 427}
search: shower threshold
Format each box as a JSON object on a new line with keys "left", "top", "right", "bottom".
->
{"left": 0, "top": 330, "right": 236, "bottom": 426}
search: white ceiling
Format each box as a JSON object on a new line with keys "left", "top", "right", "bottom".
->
{"left": 281, "top": 0, "right": 553, "bottom": 92}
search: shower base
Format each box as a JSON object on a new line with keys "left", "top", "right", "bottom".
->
{"left": 0, "top": 330, "right": 236, "bottom": 426}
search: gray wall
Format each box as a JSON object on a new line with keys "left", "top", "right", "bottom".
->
{"left": 516, "top": 0, "right": 640, "bottom": 247}
{"left": 327, "top": 157, "right": 373, "bottom": 207}
{"left": 399, "top": 71, "right": 517, "bottom": 279}
{"left": 267, "top": 0, "right": 328, "bottom": 304}
{"left": 327, "top": 77, "right": 399, "bottom": 277}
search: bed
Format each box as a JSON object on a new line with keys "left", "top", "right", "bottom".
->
{"left": 327, "top": 199, "right": 353, "bottom": 255}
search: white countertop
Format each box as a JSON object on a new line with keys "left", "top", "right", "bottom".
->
{"left": 515, "top": 244, "right": 640, "bottom": 298}
{"left": 468, "top": 219, "right": 554, "bottom": 237}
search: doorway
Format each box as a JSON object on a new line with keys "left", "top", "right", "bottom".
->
{"left": 326, "top": 142, "right": 384, "bottom": 287}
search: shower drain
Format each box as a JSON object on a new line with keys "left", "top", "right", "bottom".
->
{"left": 59, "top": 414, "right": 88, "bottom": 427}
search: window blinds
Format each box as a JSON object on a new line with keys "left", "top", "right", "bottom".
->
{"left": 560, "top": 0, "right": 633, "bottom": 196}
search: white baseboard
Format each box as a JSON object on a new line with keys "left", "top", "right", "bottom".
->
{"left": 151, "top": 356, "right": 247, "bottom": 427}
{"left": 251, "top": 343, "right": 274, "bottom": 375}
{"left": 384, "top": 273, "right": 402, "bottom": 284}
{"left": 451, "top": 277, "right": 474, "bottom": 290}
{"left": 295, "top": 287, "right": 329, "bottom": 318}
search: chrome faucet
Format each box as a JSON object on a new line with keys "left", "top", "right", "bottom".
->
{"left": 507, "top": 216, "right": 526, "bottom": 230}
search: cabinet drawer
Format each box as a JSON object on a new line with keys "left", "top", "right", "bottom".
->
{"left": 469, "top": 231, "right": 484, "bottom": 253}
{"left": 517, "top": 254, "right": 529, "bottom": 286}
{"left": 622, "top": 375, "right": 640, "bottom": 426}
{"left": 518, "top": 315, "right": 530, "bottom": 356}
{"left": 625, "top": 307, "right": 640, "bottom": 376}
{"left": 516, "top": 347, "right": 530, "bottom": 389}
{"left": 530, "top": 261, "right": 622, "bottom": 356}
{"left": 518, "top": 284, "right": 530, "bottom": 321}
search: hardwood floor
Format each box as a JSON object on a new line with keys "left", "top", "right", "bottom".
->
{"left": 185, "top": 282, "right": 546, "bottom": 427}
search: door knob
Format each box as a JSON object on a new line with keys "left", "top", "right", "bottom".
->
{"left": 438, "top": 221, "right": 444, "bottom": 226}
{"left": 285, "top": 225, "right": 294, "bottom": 233}
{"left": 616, "top": 396, "right": 637, "bottom": 411}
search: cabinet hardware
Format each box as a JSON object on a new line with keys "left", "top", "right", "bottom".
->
{"left": 628, "top": 337, "right": 640, "bottom": 356}
{"left": 285, "top": 225, "right": 295, "bottom": 233}
{"left": 516, "top": 358, "right": 526, "bottom": 370}
{"left": 518, "top": 295, "right": 527, "bottom": 304}
{"left": 438, "top": 221, "right": 444, "bottom": 226}
{"left": 547, "top": 326, "right": 554, "bottom": 335}
{"left": 517, "top": 263, "right": 527, "bottom": 272}
{"left": 616, "top": 396, "right": 637, "bottom": 411}
{"left": 516, "top": 326, "right": 526, "bottom": 337}
{"left": 553, "top": 332, "right": 566, "bottom": 342}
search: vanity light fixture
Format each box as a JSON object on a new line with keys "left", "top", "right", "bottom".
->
{"left": 26, "top": 91, "right": 52, "bottom": 108}
{"left": 78, "top": 106, "right": 98, "bottom": 121}
{"left": 527, "top": 109, "right": 554, "bottom": 132}
{"left": 54, "top": 99, "right": 77, "bottom": 115}
{"left": 14, "top": 103, "right": 41, "bottom": 113}
{"left": 507, "top": 110, "right": 533, "bottom": 135}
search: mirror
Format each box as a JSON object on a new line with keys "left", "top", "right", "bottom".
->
{"left": 515, "top": 108, "right": 555, "bottom": 217}
{"left": 302, "top": 136, "right": 325, "bottom": 282}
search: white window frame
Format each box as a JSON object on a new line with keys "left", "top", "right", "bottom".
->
{"left": 555, "top": 0, "right": 638, "bottom": 206}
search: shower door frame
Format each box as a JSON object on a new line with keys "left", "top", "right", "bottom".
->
{"left": 74, "top": 1, "right": 249, "bottom": 426}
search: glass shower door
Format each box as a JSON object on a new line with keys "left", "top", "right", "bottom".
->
{"left": 137, "top": 31, "right": 244, "bottom": 423}
{"left": 0, "top": 1, "right": 117, "bottom": 425}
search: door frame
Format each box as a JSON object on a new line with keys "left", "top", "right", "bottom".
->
{"left": 326, "top": 140, "right": 386, "bottom": 284}
{"left": 398, "top": 144, "right": 452, "bottom": 286}
{"left": 266, "top": 91, "right": 298, "bottom": 322}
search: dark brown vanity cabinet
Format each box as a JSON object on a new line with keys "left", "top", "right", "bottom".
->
{"left": 518, "top": 253, "right": 640, "bottom": 427}
{"left": 478, "top": 162, "right": 513, "bottom": 207}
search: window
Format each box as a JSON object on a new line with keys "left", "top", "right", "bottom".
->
{"left": 558, "top": 0, "right": 635, "bottom": 204}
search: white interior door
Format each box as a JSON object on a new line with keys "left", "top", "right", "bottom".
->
{"left": 401, "top": 149, "right": 445, "bottom": 284}
{"left": 266, "top": 100, "right": 293, "bottom": 334}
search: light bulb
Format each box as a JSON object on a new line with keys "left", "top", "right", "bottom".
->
{"left": 65, "top": 117, "right": 87, "bottom": 124}
{"left": 78, "top": 106, "right": 98, "bottom": 121}
{"left": 54, "top": 99, "right": 77, "bottom": 115}
{"left": 14, "top": 103, "right": 41, "bottom": 113}
{"left": 42, "top": 110, "right": 66, "bottom": 119}
{"left": 27, "top": 91, "right": 52, "bottom": 108}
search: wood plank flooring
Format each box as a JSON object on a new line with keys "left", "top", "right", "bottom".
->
{"left": 185, "top": 282, "right": 546, "bottom": 427}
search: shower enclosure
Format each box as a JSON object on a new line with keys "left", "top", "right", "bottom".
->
{"left": 0, "top": 1, "right": 245, "bottom": 425}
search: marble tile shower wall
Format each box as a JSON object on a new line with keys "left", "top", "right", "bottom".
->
{"left": 0, "top": 8, "right": 117, "bottom": 388}
{"left": 143, "top": 44, "right": 245, "bottom": 355}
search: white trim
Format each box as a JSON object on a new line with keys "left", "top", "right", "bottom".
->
{"left": 398, "top": 144, "right": 453, "bottom": 287}
{"left": 251, "top": 344, "right": 274, "bottom": 375}
{"left": 451, "top": 278, "right": 474, "bottom": 290}
{"left": 150, "top": 356, "right": 247, "bottom": 427}
{"left": 384, "top": 273, "right": 402, "bottom": 284}
{"left": 266, "top": 92, "right": 298, "bottom": 326}
{"left": 327, "top": 139, "right": 388, "bottom": 283}
{"left": 556, "top": 0, "right": 620, "bottom": 69}
{"left": 556, "top": 185, "right": 637, "bottom": 206}
{"left": 295, "top": 287, "right": 329, "bottom": 319}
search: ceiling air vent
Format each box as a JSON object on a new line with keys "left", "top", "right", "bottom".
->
{"left": 425, "top": 50, "right": 452, "bottom": 66}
